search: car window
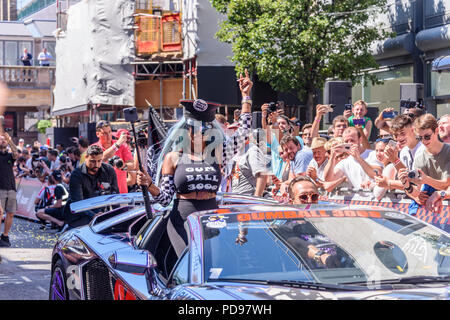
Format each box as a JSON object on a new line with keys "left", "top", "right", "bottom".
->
{"left": 200, "top": 211, "right": 450, "bottom": 286}
{"left": 169, "top": 250, "right": 190, "bottom": 286}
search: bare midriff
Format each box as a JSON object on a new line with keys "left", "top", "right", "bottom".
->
{"left": 177, "top": 191, "right": 216, "bottom": 200}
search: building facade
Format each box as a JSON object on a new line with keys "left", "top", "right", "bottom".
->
{"left": 356, "top": 0, "right": 450, "bottom": 119}
{"left": 0, "top": 0, "right": 57, "bottom": 143}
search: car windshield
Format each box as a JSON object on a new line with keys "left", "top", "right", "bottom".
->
{"left": 200, "top": 209, "right": 450, "bottom": 286}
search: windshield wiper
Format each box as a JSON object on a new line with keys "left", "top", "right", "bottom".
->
{"left": 211, "top": 278, "right": 365, "bottom": 291}
{"left": 346, "top": 276, "right": 450, "bottom": 286}
{"left": 265, "top": 280, "right": 371, "bottom": 292}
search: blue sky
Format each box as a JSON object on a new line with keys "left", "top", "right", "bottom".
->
{"left": 17, "top": 0, "right": 34, "bottom": 9}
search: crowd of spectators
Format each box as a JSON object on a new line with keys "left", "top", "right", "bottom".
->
{"left": 8, "top": 121, "right": 143, "bottom": 233}
{"left": 1, "top": 99, "right": 449, "bottom": 244}
{"left": 221, "top": 101, "right": 449, "bottom": 213}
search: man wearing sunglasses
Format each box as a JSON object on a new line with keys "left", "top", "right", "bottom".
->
{"left": 94, "top": 121, "right": 133, "bottom": 194}
{"left": 399, "top": 114, "right": 450, "bottom": 204}
{"left": 288, "top": 175, "right": 320, "bottom": 205}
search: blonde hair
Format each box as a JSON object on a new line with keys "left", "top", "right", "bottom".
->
{"left": 324, "top": 137, "right": 344, "bottom": 151}
{"left": 353, "top": 100, "right": 367, "bottom": 109}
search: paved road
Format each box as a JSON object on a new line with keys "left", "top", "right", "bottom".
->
{"left": 0, "top": 217, "right": 58, "bottom": 300}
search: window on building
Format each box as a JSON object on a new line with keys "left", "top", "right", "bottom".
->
{"left": 430, "top": 68, "right": 450, "bottom": 97}
{"left": 5, "top": 41, "right": 18, "bottom": 65}
{"left": 3, "top": 41, "right": 33, "bottom": 66}
{"left": 436, "top": 103, "right": 450, "bottom": 119}
{"left": 352, "top": 64, "right": 413, "bottom": 111}
{"left": 43, "top": 41, "right": 56, "bottom": 65}
{"left": 0, "top": 41, "right": 3, "bottom": 65}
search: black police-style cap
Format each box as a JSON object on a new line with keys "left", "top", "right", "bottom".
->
{"left": 180, "top": 99, "right": 220, "bottom": 123}
{"left": 52, "top": 170, "right": 63, "bottom": 182}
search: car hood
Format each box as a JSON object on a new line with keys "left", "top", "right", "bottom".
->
{"left": 183, "top": 283, "right": 450, "bottom": 300}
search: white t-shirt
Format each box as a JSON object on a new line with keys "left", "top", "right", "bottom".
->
{"left": 310, "top": 158, "right": 328, "bottom": 180}
{"left": 335, "top": 149, "right": 381, "bottom": 190}
{"left": 399, "top": 141, "right": 424, "bottom": 170}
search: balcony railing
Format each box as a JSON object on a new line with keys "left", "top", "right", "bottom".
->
{"left": 0, "top": 66, "right": 56, "bottom": 88}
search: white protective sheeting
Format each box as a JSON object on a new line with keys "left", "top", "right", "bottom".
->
{"left": 182, "top": 0, "right": 233, "bottom": 66}
{"left": 53, "top": 0, "right": 135, "bottom": 115}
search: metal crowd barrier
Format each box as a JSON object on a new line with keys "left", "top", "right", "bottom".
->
{"left": 15, "top": 177, "right": 44, "bottom": 221}
{"left": 322, "top": 188, "right": 450, "bottom": 233}
{"left": 14, "top": 177, "right": 449, "bottom": 233}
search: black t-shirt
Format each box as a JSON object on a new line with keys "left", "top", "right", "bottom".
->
{"left": 54, "top": 185, "right": 65, "bottom": 200}
{"left": 0, "top": 151, "right": 16, "bottom": 191}
{"left": 68, "top": 162, "right": 119, "bottom": 203}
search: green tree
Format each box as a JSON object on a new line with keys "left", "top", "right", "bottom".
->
{"left": 211, "top": 0, "right": 393, "bottom": 120}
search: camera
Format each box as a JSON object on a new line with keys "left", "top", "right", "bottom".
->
{"left": 267, "top": 102, "right": 279, "bottom": 113}
{"left": 344, "top": 104, "right": 353, "bottom": 111}
{"left": 137, "top": 128, "right": 148, "bottom": 148}
{"left": 400, "top": 99, "right": 424, "bottom": 110}
{"left": 124, "top": 107, "right": 139, "bottom": 123}
{"left": 408, "top": 170, "right": 421, "bottom": 180}
{"left": 108, "top": 155, "right": 124, "bottom": 170}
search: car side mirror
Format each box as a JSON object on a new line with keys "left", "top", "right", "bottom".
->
{"left": 108, "top": 249, "right": 157, "bottom": 274}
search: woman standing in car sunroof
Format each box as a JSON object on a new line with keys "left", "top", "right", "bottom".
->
{"left": 138, "top": 70, "right": 253, "bottom": 256}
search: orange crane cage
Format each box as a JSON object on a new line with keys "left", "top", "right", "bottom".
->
{"left": 136, "top": 14, "right": 161, "bottom": 55}
{"left": 161, "top": 13, "right": 182, "bottom": 52}
{"left": 136, "top": 12, "right": 182, "bottom": 55}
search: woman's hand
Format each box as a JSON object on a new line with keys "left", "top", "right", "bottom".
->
{"left": 238, "top": 69, "right": 253, "bottom": 97}
{"left": 137, "top": 170, "right": 152, "bottom": 187}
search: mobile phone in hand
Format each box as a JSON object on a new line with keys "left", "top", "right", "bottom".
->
{"left": 383, "top": 110, "right": 398, "bottom": 119}
{"left": 353, "top": 118, "right": 365, "bottom": 126}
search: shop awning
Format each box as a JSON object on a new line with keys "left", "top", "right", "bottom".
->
{"left": 432, "top": 55, "right": 450, "bottom": 72}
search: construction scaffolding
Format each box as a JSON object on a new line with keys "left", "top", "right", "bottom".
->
{"left": 133, "top": 0, "right": 198, "bottom": 120}
{"left": 53, "top": 0, "right": 199, "bottom": 121}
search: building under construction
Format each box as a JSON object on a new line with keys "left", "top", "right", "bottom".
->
{"left": 51, "top": 0, "right": 253, "bottom": 144}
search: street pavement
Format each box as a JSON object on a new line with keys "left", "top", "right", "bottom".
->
{"left": 0, "top": 217, "right": 58, "bottom": 300}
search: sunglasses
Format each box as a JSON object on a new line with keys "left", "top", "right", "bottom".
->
{"left": 297, "top": 193, "right": 319, "bottom": 202}
{"left": 375, "top": 138, "right": 391, "bottom": 143}
{"left": 188, "top": 123, "right": 213, "bottom": 134}
{"left": 96, "top": 120, "right": 110, "bottom": 129}
{"left": 406, "top": 113, "right": 416, "bottom": 119}
{"left": 416, "top": 132, "right": 434, "bottom": 141}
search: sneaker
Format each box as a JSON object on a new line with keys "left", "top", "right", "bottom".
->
{"left": 0, "top": 234, "right": 11, "bottom": 247}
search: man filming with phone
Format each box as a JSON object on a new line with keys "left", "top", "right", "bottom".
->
{"left": 93, "top": 121, "right": 134, "bottom": 194}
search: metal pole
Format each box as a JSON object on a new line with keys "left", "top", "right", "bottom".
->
{"left": 159, "top": 61, "right": 163, "bottom": 119}
{"left": 182, "top": 61, "right": 186, "bottom": 100}
{"left": 189, "top": 59, "right": 192, "bottom": 99}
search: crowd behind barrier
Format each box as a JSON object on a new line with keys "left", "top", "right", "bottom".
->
{"left": 1, "top": 75, "right": 449, "bottom": 248}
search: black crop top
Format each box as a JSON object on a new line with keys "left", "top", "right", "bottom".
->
{"left": 174, "top": 159, "right": 222, "bottom": 194}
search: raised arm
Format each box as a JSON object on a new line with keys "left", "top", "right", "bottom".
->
{"left": 222, "top": 69, "right": 253, "bottom": 166}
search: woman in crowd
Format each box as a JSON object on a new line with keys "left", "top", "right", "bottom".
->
{"left": 138, "top": 70, "right": 253, "bottom": 256}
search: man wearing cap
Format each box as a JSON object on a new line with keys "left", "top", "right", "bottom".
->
{"left": 35, "top": 170, "right": 68, "bottom": 230}
{"left": 17, "top": 138, "right": 25, "bottom": 151}
{"left": 306, "top": 137, "right": 328, "bottom": 181}
{"left": 93, "top": 122, "right": 134, "bottom": 194}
